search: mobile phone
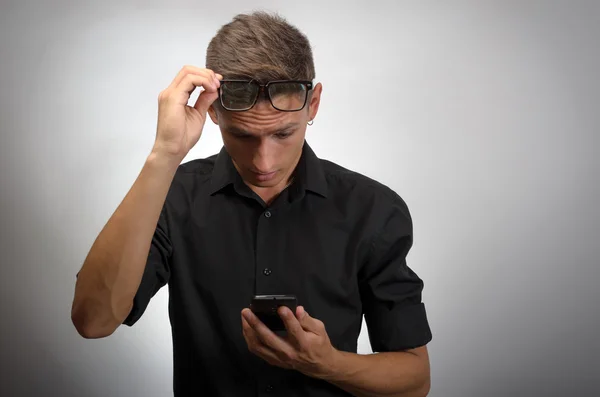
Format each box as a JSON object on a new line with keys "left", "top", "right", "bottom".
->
{"left": 250, "top": 295, "right": 297, "bottom": 332}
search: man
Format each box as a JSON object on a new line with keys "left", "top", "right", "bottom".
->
{"left": 71, "top": 11, "right": 432, "bottom": 397}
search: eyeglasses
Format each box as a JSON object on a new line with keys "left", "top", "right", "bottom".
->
{"left": 218, "top": 80, "right": 313, "bottom": 112}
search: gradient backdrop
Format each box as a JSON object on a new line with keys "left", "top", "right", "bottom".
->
{"left": 0, "top": 1, "right": 598, "bottom": 396}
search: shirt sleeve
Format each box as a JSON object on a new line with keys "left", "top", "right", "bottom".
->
{"left": 122, "top": 205, "right": 172, "bottom": 327}
{"left": 359, "top": 193, "right": 432, "bottom": 352}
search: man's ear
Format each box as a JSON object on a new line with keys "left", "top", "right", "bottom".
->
{"left": 207, "top": 104, "right": 219, "bottom": 125}
{"left": 308, "top": 83, "right": 322, "bottom": 121}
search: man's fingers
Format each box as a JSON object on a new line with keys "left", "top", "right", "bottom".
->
{"left": 242, "top": 309, "right": 296, "bottom": 359}
{"left": 278, "top": 306, "right": 307, "bottom": 348}
{"left": 241, "top": 315, "right": 257, "bottom": 344}
{"left": 168, "top": 65, "right": 220, "bottom": 91}
{"left": 296, "top": 306, "right": 324, "bottom": 334}
{"left": 159, "top": 65, "right": 225, "bottom": 113}
{"left": 175, "top": 73, "right": 219, "bottom": 98}
{"left": 161, "top": 73, "right": 219, "bottom": 110}
{"left": 193, "top": 89, "right": 219, "bottom": 114}
{"left": 161, "top": 67, "right": 221, "bottom": 103}
{"left": 242, "top": 310, "right": 292, "bottom": 366}
{"left": 243, "top": 310, "right": 279, "bottom": 346}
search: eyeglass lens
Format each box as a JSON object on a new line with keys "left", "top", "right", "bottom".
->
{"left": 220, "top": 81, "right": 308, "bottom": 111}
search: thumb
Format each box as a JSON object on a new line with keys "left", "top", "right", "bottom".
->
{"left": 296, "top": 305, "right": 307, "bottom": 320}
{"left": 297, "top": 306, "right": 319, "bottom": 333}
{"left": 193, "top": 89, "right": 219, "bottom": 115}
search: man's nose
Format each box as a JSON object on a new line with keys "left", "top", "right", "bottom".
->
{"left": 252, "top": 139, "right": 275, "bottom": 172}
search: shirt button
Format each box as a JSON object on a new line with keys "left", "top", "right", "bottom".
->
{"left": 264, "top": 210, "right": 272, "bottom": 218}
{"left": 266, "top": 384, "right": 274, "bottom": 392}
{"left": 263, "top": 268, "right": 272, "bottom": 276}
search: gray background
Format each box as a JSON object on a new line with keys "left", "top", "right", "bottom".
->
{"left": 1, "top": 0, "right": 599, "bottom": 396}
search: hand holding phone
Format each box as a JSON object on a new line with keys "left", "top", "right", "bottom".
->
{"left": 250, "top": 295, "right": 298, "bottom": 332}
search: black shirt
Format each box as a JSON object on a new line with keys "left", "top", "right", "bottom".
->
{"left": 123, "top": 140, "right": 432, "bottom": 396}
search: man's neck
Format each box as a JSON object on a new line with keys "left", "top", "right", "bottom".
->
{"left": 248, "top": 171, "right": 295, "bottom": 206}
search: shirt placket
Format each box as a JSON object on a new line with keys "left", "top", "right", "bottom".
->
{"left": 254, "top": 203, "right": 282, "bottom": 396}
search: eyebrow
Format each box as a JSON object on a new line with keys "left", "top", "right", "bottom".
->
{"left": 226, "top": 122, "right": 300, "bottom": 137}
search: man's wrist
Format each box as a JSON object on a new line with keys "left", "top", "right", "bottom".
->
{"left": 147, "top": 149, "right": 183, "bottom": 172}
{"left": 315, "top": 347, "right": 353, "bottom": 382}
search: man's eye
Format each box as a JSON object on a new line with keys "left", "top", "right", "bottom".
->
{"left": 275, "top": 133, "right": 291, "bottom": 139}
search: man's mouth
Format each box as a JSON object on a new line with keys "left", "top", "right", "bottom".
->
{"left": 252, "top": 170, "right": 277, "bottom": 181}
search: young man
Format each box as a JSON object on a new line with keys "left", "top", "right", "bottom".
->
{"left": 72, "top": 11, "right": 432, "bottom": 397}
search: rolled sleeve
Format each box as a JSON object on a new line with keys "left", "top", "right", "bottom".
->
{"left": 359, "top": 194, "right": 432, "bottom": 352}
{"left": 122, "top": 206, "right": 172, "bottom": 327}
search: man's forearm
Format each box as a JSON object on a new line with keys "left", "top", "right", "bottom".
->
{"left": 317, "top": 348, "right": 430, "bottom": 397}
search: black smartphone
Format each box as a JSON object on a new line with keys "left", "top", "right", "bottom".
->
{"left": 250, "top": 295, "right": 297, "bottom": 332}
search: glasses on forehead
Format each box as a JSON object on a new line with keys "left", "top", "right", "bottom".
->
{"left": 218, "top": 80, "right": 313, "bottom": 112}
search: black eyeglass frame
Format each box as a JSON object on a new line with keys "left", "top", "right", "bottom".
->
{"left": 217, "top": 79, "right": 314, "bottom": 112}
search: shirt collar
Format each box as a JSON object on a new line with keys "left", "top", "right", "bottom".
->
{"left": 209, "top": 145, "right": 239, "bottom": 195}
{"left": 209, "top": 140, "right": 328, "bottom": 199}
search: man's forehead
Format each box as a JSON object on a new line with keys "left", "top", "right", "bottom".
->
{"left": 223, "top": 120, "right": 300, "bottom": 136}
{"left": 222, "top": 74, "right": 288, "bottom": 82}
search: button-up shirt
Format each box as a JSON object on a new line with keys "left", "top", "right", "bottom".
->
{"left": 124, "top": 141, "right": 432, "bottom": 396}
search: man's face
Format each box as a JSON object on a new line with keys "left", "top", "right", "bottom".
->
{"left": 208, "top": 83, "right": 322, "bottom": 190}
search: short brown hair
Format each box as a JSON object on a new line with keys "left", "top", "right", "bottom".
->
{"left": 206, "top": 11, "right": 316, "bottom": 83}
